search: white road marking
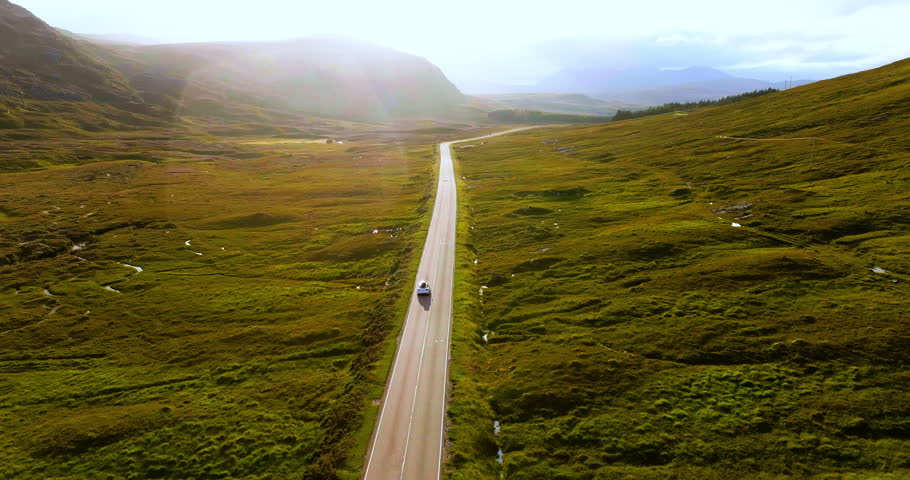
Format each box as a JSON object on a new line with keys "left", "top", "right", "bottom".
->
{"left": 398, "top": 309, "right": 433, "bottom": 480}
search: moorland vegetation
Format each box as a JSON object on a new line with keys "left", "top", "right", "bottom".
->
{"left": 0, "top": 99, "right": 492, "bottom": 478}
{"left": 447, "top": 58, "right": 910, "bottom": 480}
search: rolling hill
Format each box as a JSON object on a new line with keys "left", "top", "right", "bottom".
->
{"left": 448, "top": 57, "right": 910, "bottom": 479}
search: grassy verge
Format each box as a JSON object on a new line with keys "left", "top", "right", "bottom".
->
{"left": 445, "top": 60, "right": 910, "bottom": 479}
{"left": 446, "top": 141, "right": 505, "bottom": 480}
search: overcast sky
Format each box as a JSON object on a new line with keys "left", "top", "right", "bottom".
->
{"left": 15, "top": 0, "right": 910, "bottom": 88}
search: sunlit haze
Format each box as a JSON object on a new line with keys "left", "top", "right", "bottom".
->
{"left": 15, "top": 0, "right": 910, "bottom": 91}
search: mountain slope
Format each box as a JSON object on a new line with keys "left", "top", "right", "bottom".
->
{"left": 158, "top": 37, "right": 465, "bottom": 122}
{"left": 90, "top": 37, "right": 466, "bottom": 122}
{"left": 448, "top": 58, "right": 910, "bottom": 479}
{"left": 0, "top": 0, "right": 139, "bottom": 104}
{"left": 1, "top": 1, "right": 466, "bottom": 124}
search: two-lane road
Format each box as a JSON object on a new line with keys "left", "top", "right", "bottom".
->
{"left": 363, "top": 129, "right": 532, "bottom": 480}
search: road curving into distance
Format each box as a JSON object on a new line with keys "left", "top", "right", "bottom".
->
{"left": 363, "top": 128, "right": 535, "bottom": 480}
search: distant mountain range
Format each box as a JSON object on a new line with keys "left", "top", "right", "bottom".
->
{"left": 537, "top": 65, "right": 733, "bottom": 92}
{"left": 473, "top": 93, "right": 642, "bottom": 116}
{"left": 463, "top": 64, "right": 815, "bottom": 106}
{"left": 595, "top": 78, "right": 814, "bottom": 106}
{"left": 0, "top": 0, "right": 465, "bottom": 123}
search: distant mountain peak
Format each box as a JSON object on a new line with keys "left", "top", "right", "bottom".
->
{"left": 538, "top": 64, "right": 734, "bottom": 92}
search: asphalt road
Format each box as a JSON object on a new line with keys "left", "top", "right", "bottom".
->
{"left": 363, "top": 129, "right": 532, "bottom": 480}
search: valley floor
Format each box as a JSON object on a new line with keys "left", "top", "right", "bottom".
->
{"left": 0, "top": 126, "right": 457, "bottom": 479}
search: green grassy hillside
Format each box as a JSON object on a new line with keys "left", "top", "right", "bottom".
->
{"left": 447, "top": 58, "right": 910, "bottom": 479}
{"left": 0, "top": 0, "right": 140, "bottom": 105}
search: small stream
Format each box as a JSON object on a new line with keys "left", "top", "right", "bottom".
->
{"left": 120, "top": 263, "right": 143, "bottom": 273}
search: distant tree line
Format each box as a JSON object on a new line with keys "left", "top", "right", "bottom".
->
{"left": 612, "top": 88, "right": 779, "bottom": 121}
{"left": 489, "top": 109, "right": 612, "bottom": 124}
